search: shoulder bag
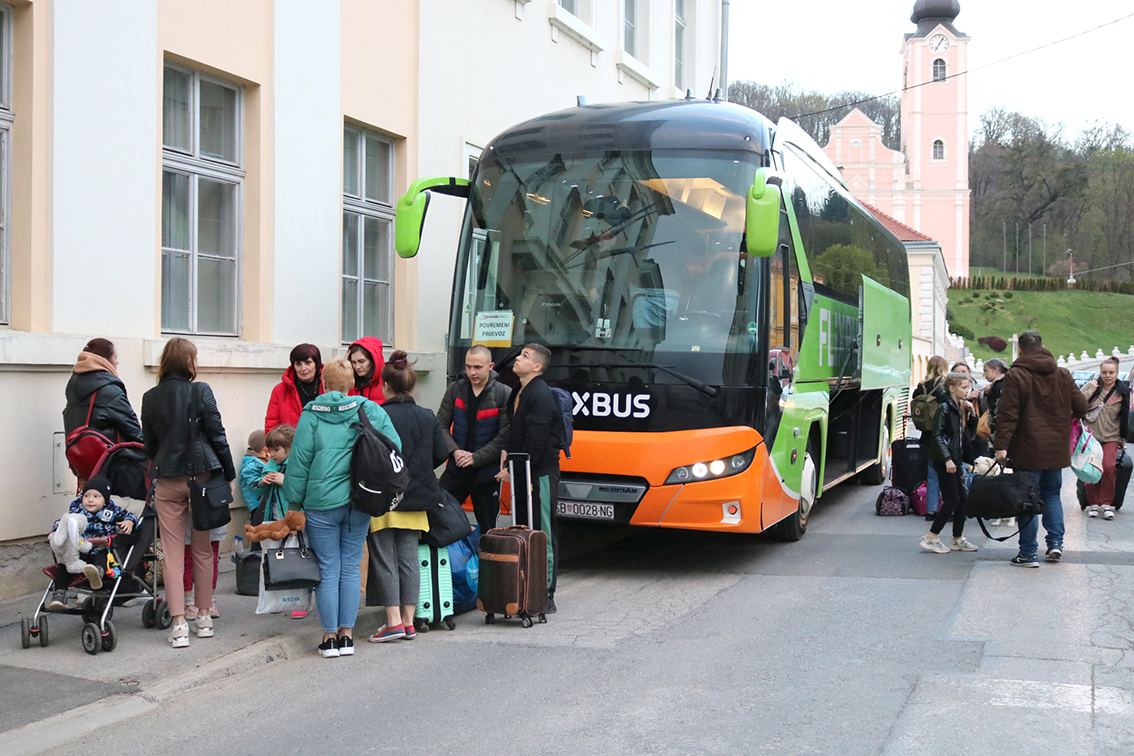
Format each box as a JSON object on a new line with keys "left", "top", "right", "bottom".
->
{"left": 1084, "top": 385, "right": 1117, "bottom": 425}
{"left": 65, "top": 391, "right": 116, "bottom": 480}
{"left": 187, "top": 383, "right": 234, "bottom": 531}
{"left": 262, "top": 530, "right": 321, "bottom": 590}
{"left": 967, "top": 462, "right": 1044, "bottom": 541}
{"left": 422, "top": 489, "right": 476, "bottom": 548}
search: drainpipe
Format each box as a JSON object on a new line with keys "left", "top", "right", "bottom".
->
{"left": 720, "top": 0, "right": 730, "bottom": 100}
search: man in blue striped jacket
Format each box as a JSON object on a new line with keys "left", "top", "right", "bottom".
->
{"left": 437, "top": 345, "right": 512, "bottom": 534}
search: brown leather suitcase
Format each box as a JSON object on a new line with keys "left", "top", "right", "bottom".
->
{"left": 477, "top": 453, "right": 548, "bottom": 627}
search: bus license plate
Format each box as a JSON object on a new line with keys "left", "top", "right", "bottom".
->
{"left": 556, "top": 501, "right": 615, "bottom": 521}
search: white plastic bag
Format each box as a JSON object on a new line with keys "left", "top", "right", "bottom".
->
{"left": 255, "top": 535, "right": 314, "bottom": 615}
{"left": 1071, "top": 426, "right": 1105, "bottom": 484}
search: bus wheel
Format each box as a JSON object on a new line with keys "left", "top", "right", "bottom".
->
{"left": 774, "top": 445, "right": 816, "bottom": 541}
{"left": 860, "top": 422, "right": 891, "bottom": 486}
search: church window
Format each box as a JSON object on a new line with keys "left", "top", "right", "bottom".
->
{"left": 932, "top": 140, "right": 945, "bottom": 160}
{"left": 932, "top": 58, "right": 946, "bottom": 82}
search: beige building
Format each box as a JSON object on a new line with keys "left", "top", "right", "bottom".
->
{"left": 0, "top": 0, "right": 723, "bottom": 597}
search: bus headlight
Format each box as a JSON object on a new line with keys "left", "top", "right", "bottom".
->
{"left": 665, "top": 447, "right": 757, "bottom": 485}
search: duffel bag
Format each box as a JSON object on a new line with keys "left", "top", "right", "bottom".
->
{"left": 967, "top": 468, "right": 1044, "bottom": 520}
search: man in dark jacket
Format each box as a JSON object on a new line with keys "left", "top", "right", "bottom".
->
{"left": 994, "top": 331, "right": 1089, "bottom": 566}
{"left": 437, "top": 346, "right": 512, "bottom": 535}
{"left": 496, "top": 343, "right": 563, "bottom": 613}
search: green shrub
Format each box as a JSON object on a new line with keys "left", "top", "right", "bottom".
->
{"left": 951, "top": 323, "right": 975, "bottom": 340}
{"left": 972, "top": 291, "right": 980, "bottom": 299}
{"left": 1004, "top": 291, "right": 1013, "bottom": 299}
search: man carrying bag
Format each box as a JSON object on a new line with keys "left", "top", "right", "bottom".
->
{"left": 993, "top": 331, "right": 1088, "bottom": 566}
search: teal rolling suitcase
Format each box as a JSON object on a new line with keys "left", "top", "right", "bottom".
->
{"left": 415, "top": 543, "right": 455, "bottom": 631}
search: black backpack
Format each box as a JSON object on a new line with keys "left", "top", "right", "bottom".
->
{"left": 350, "top": 407, "right": 409, "bottom": 516}
{"left": 550, "top": 387, "right": 574, "bottom": 459}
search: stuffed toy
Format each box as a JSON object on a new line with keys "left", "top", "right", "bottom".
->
{"left": 49, "top": 512, "right": 94, "bottom": 576}
{"left": 245, "top": 510, "right": 306, "bottom": 542}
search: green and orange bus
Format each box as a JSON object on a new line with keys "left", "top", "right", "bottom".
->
{"left": 397, "top": 99, "right": 912, "bottom": 539}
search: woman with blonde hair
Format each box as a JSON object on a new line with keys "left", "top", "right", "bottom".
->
{"left": 141, "top": 338, "right": 235, "bottom": 649}
{"left": 920, "top": 372, "right": 979, "bottom": 554}
{"left": 912, "top": 355, "right": 950, "bottom": 518}
{"left": 1081, "top": 357, "right": 1130, "bottom": 519}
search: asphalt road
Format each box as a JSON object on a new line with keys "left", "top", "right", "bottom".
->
{"left": 6, "top": 472, "right": 1134, "bottom": 756}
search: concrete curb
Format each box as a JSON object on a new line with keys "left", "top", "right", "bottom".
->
{"left": 0, "top": 633, "right": 305, "bottom": 756}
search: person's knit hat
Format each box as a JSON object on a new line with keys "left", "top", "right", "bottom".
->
{"left": 81, "top": 474, "right": 112, "bottom": 504}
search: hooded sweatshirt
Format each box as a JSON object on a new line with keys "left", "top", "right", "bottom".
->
{"left": 994, "top": 348, "right": 1089, "bottom": 470}
{"left": 348, "top": 337, "right": 386, "bottom": 402}
{"left": 264, "top": 365, "right": 324, "bottom": 433}
{"left": 282, "top": 391, "right": 400, "bottom": 512}
{"left": 63, "top": 352, "right": 143, "bottom": 443}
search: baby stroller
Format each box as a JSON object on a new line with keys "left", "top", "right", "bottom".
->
{"left": 22, "top": 443, "right": 172, "bottom": 654}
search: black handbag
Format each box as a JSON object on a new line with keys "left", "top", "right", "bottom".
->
{"left": 187, "top": 384, "right": 233, "bottom": 531}
{"left": 421, "top": 489, "right": 475, "bottom": 548}
{"left": 967, "top": 466, "right": 1044, "bottom": 541}
{"left": 262, "top": 531, "right": 321, "bottom": 590}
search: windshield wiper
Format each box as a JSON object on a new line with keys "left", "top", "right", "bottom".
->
{"left": 560, "top": 348, "right": 720, "bottom": 398}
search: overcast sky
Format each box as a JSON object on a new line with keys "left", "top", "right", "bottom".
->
{"left": 727, "top": 0, "right": 1133, "bottom": 142}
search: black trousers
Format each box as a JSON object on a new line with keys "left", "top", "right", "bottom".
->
{"left": 512, "top": 467, "right": 560, "bottom": 598}
{"left": 930, "top": 461, "right": 967, "bottom": 538}
{"left": 440, "top": 467, "right": 502, "bottom": 537}
{"left": 54, "top": 552, "right": 101, "bottom": 590}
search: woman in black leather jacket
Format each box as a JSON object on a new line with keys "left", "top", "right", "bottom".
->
{"left": 63, "top": 338, "right": 143, "bottom": 482}
{"left": 920, "top": 372, "right": 979, "bottom": 555}
{"left": 141, "top": 338, "right": 235, "bottom": 650}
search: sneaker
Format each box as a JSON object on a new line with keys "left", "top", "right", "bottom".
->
{"left": 403, "top": 624, "right": 417, "bottom": 640}
{"left": 1046, "top": 546, "right": 1063, "bottom": 561}
{"left": 951, "top": 537, "right": 978, "bottom": 552}
{"left": 83, "top": 564, "right": 103, "bottom": 591}
{"left": 368, "top": 624, "right": 405, "bottom": 643}
{"left": 191, "top": 615, "right": 214, "bottom": 638}
{"left": 989, "top": 518, "right": 1002, "bottom": 526}
{"left": 1087, "top": 505, "right": 1101, "bottom": 518}
{"left": 546, "top": 597, "right": 557, "bottom": 615}
{"left": 1103, "top": 506, "right": 1116, "bottom": 520}
{"left": 1010, "top": 555, "right": 1039, "bottom": 568}
{"left": 185, "top": 603, "right": 197, "bottom": 618}
{"left": 209, "top": 599, "right": 219, "bottom": 618}
{"left": 924, "top": 513, "right": 936, "bottom": 522}
{"left": 336, "top": 636, "right": 355, "bottom": 656}
{"left": 47, "top": 589, "right": 67, "bottom": 611}
{"left": 169, "top": 623, "right": 190, "bottom": 648}
{"left": 290, "top": 610, "right": 309, "bottom": 620}
{"left": 1003, "top": 518, "right": 1016, "bottom": 528}
{"left": 318, "top": 637, "right": 340, "bottom": 658}
{"left": 919, "top": 536, "right": 950, "bottom": 554}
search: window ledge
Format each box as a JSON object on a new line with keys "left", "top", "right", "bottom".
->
{"left": 548, "top": 2, "right": 603, "bottom": 53}
{"left": 0, "top": 332, "right": 92, "bottom": 370}
{"left": 144, "top": 338, "right": 440, "bottom": 373}
{"left": 616, "top": 51, "right": 661, "bottom": 90}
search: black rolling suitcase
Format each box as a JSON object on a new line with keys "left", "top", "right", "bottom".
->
{"left": 1077, "top": 446, "right": 1132, "bottom": 510}
{"left": 891, "top": 436, "right": 928, "bottom": 495}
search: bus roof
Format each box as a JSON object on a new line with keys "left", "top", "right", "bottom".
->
{"left": 486, "top": 99, "right": 775, "bottom": 161}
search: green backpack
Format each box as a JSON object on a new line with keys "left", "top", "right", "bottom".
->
{"left": 910, "top": 392, "right": 939, "bottom": 433}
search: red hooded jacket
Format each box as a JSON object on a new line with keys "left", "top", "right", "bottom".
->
{"left": 348, "top": 337, "right": 386, "bottom": 402}
{"left": 265, "top": 366, "right": 324, "bottom": 433}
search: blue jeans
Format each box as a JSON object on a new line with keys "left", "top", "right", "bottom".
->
{"left": 926, "top": 463, "right": 941, "bottom": 515}
{"left": 1017, "top": 469, "right": 1065, "bottom": 559}
{"left": 303, "top": 505, "right": 372, "bottom": 633}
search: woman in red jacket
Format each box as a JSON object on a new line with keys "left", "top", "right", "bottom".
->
{"left": 347, "top": 337, "right": 385, "bottom": 401}
{"left": 265, "top": 344, "right": 324, "bottom": 433}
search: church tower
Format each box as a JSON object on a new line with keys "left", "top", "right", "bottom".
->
{"left": 900, "top": 0, "right": 970, "bottom": 276}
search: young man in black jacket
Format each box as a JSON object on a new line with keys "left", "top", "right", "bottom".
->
{"left": 497, "top": 343, "right": 563, "bottom": 613}
{"left": 437, "top": 346, "right": 512, "bottom": 534}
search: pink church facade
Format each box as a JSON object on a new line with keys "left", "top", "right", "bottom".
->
{"left": 823, "top": 0, "right": 971, "bottom": 277}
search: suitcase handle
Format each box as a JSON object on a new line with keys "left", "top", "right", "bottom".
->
{"left": 507, "top": 452, "right": 534, "bottom": 527}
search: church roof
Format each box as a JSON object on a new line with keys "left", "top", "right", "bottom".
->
{"left": 906, "top": 0, "right": 967, "bottom": 39}
{"left": 862, "top": 203, "right": 935, "bottom": 243}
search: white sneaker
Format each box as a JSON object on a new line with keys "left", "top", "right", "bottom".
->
{"left": 920, "top": 536, "right": 950, "bottom": 554}
{"left": 191, "top": 615, "right": 214, "bottom": 638}
{"left": 951, "top": 537, "right": 979, "bottom": 552}
{"left": 1103, "top": 506, "right": 1116, "bottom": 520}
{"left": 988, "top": 518, "right": 1002, "bottom": 526}
{"left": 169, "top": 623, "right": 190, "bottom": 649}
{"left": 1087, "top": 505, "right": 1100, "bottom": 518}
{"left": 1003, "top": 517, "right": 1016, "bottom": 528}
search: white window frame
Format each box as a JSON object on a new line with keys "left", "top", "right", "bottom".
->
{"left": 342, "top": 124, "right": 396, "bottom": 345}
{"left": 932, "top": 58, "right": 946, "bottom": 82}
{"left": 673, "top": 0, "right": 693, "bottom": 95}
{"left": 160, "top": 63, "right": 245, "bottom": 336}
{"left": 932, "top": 139, "right": 945, "bottom": 160}
{"left": 0, "top": 3, "right": 12, "bottom": 325}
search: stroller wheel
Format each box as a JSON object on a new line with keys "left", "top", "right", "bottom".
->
{"left": 20, "top": 617, "right": 30, "bottom": 649}
{"left": 141, "top": 599, "right": 157, "bottom": 629}
{"left": 38, "top": 616, "right": 49, "bottom": 647}
{"left": 157, "top": 600, "right": 172, "bottom": 630}
{"left": 100, "top": 620, "right": 117, "bottom": 652}
{"left": 81, "top": 623, "right": 100, "bottom": 655}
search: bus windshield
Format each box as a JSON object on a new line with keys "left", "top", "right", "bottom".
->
{"left": 452, "top": 149, "right": 764, "bottom": 386}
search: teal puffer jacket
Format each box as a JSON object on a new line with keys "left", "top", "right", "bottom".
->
{"left": 282, "top": 392, "right": 401, "bottom": 512}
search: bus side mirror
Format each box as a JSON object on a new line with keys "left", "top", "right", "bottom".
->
{"left": 395, "top": 177, "right": 471, "bottom": 259}
{"left": 746, "top": 170, "right": 781, "bottom": 258}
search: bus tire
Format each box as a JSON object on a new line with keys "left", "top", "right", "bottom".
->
{"left": 773, "top": 444, "right": 816, "bottom": 542}
{"left": 860, "top": 420, "right": 891, "bottom": 486}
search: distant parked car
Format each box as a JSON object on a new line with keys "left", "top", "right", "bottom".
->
{"left": 1072, "top": 370, "right": 1098, "bottom": 389}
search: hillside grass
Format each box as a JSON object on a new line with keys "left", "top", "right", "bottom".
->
{"left": 947, "top": 289, "right": 1134, "bottom": 363}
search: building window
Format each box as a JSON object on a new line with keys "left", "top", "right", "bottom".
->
{"left": 342, "top": 125, "right": 395, "bottom": 345}
{"left": 932, "top": 139, "right": 945, "bottom": 160}
{"left": 624, "top": 0, "right": 637, "bottom": 58}
{"left": 932, "top": 58, "right": 946, "bottom": 82}
{"left": 559, "top": 0, "right": 578, "bottom": 17}
{"left": 161, "top": 64, "right": 244, "bottom": 335}
{"left": 674, "top": 0, "right": 688, "bottom": 90}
